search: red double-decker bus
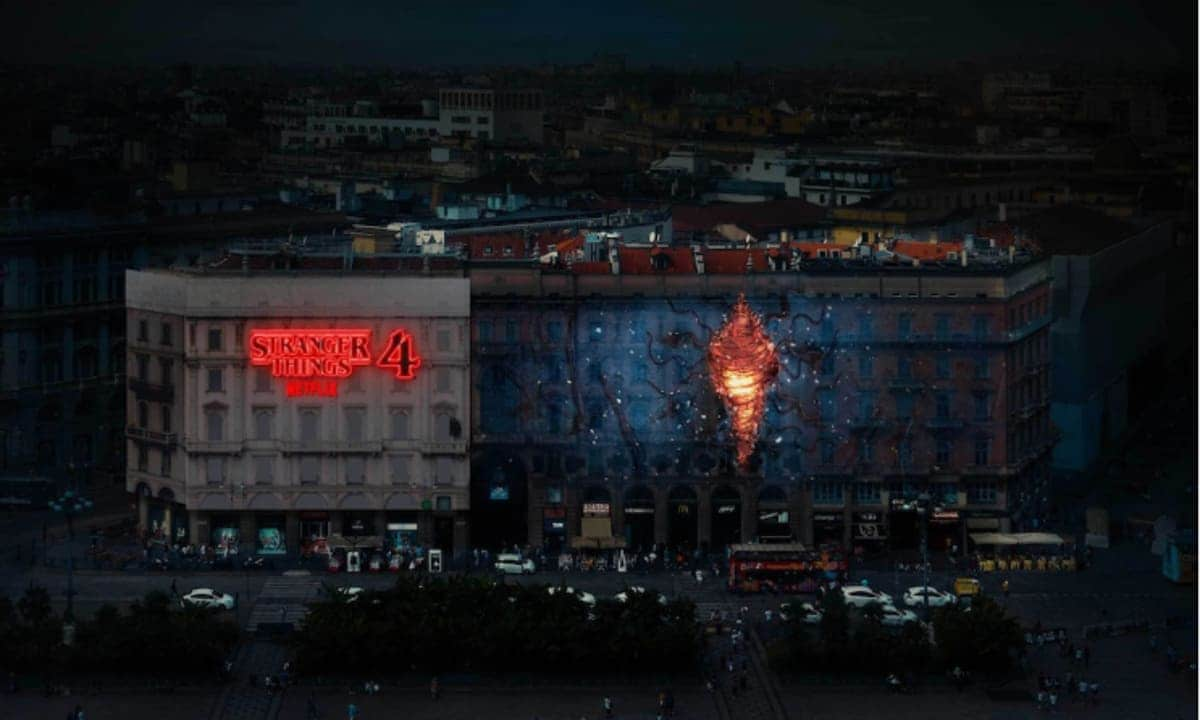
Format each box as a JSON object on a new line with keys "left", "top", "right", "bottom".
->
{"left": 726, "top": 543, "right": 847, "bottom": 595}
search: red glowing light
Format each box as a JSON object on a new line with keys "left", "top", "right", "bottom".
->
{"left": 707, "top": 294, "right": 780, "bottom": 468}
{"left": 376, "top": 329, "right": 421, "bottom": 380}
{"left": 249, "top": 329, "right": 373, "bottom": 379}
{"left": 285, "top": 380, "right": 339, "bottom": 398}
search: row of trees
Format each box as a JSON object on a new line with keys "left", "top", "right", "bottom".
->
{"left": 767, "top": 591, "right": 1022, "bottom": 676}
{"left": 0, "top": 586, "right": 238, "bottom": 676}
{"left": 289, "top": 577, "right": 702, "bottom": 676}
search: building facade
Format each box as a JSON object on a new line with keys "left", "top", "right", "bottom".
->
{"left": 125, "top": 268, "right": 471, "bottom": 555}
{"left": 470, "top": 244, "right": 1054, "bottom": 555}
{"left": 438, "top": 87, "right": 544, "bottom": 145}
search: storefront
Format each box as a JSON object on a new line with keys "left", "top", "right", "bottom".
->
{"left": 710, "top": 485, "right": 742, "bottom": 550}
{"left": 209, "top": 514, "right": 240, "bottom": 555}
{"left": 929, "top": 509, "right": 963, "bottom": 552}
{"left": 256, "top": 514, "right": 287, "bottom": 555}
{"left": 812, "top": 512, "right": 845, "bottom": 548}
{"left": 581, "top": 501, "right": 612, "bottom": 541}
{"left": 622, "top": 486, "right": 656, "bottom": 551}
{"left": 542, "top": 506, "right": 566, "bottom": 554}
{"left": 385, "top": 512, "right": 419, "bottom": 551}
{"left": 667, "top": 486, "right": 698, "bottom": 549}
{"left": 888, "top": 497, "right": 920, "bottom": 550}
{"left": 343, "top": 512, "right": 377, "bottom": 539}
{"left": 756, "top": 510, "right": 790, "bottom": 542}
{"left": 851, "top": 511, "right": 887, "bottom": 553}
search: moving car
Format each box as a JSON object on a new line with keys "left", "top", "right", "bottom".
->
{"left": 878, "top": 604, "right": 920, "bottom": 627}
{"left": 841, "top": 585, "right": 893, "bottom": 607}
{"left": 495, "top": 553, "right": 537, "bottom": 575}
{"left": 614, "top": 586, "right": 668, "bottom": 605}
{"left": 180, "top": 588, "right": 236, "bottom": 610}
{"left": 546, "top": 586, "right": 596, "bottom": 606}
{"left": 333, "top": 586, "right": 365, "bottom": 603}
{"left": 902, "top": 586, "right": 956, "bottom": 608}
{"left": 780, "top": 601, "right": 822, "bottom": 625}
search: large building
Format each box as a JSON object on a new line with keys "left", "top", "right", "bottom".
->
{"left": 124, "top": 260, "right": 471, "bottom": 555}
{"left": 471, "top": 236, "right": 1054, "bottom": 555}
{"left": 438, "top": 87, "right": 544, "bottom": 145}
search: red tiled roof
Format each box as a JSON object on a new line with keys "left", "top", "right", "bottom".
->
{"left": 701, "top": 248, "right": 769, "bottom": 273}
{"left": 891, "top": 240, "right": 964, "bottom": 262}
{"left": 463, "top": 233, "right": 526, "bottom": 259}
{"left": 672, "top": 198, "right": 826, "bottom": 235}
{"left": 616, "top": 246, "right": 696, "bottom": 274}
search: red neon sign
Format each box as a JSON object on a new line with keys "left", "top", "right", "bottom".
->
{"left": 248, "top": 328, "right": 421, "bottom": 397}
{"left": 377, "top": 329, "right": 421, "bottom": 380}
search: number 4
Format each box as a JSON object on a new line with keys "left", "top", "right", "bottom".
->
{"left": 377, "top": 329, "right": 421, "bottom": 380}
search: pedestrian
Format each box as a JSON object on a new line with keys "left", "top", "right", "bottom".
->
{"left": 346, "top": 702, "right": 358, "bottom": 720}
{"left": 602, "top": 695, "right": 613, "bottom": 718}
{"left": 1001, "top": 578, "right": 1009, "bottom": 598}
{"left": 1073, "top": 647, "right": 1084, "bottom": 666}
{"left": 1049, "top": 691, "right": 1057, "bottom": 712}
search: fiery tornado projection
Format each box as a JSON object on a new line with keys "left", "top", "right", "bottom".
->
{"left": 706, "top": 294, "right": 780, "bottom": 468}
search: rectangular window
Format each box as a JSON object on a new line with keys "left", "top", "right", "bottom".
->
{"left": 254, "top": 367, "right": 272, "bottom": 392}
{"left": 346, "top": 457, "right": 365, "bottom": 485}
{"left": 205, "top": 457, "right": 224, "bottom": 485}
{"left": 854, "top": 482, "right": 881, "bottom": 504}
{"left": 818, "top": 389, "right": 836, "bottom": 421}
{"left": 206, "top": 411, "right": 224, "bottom": 441}
{"left": 478, "top": 320, "right": 493, "bottom": 343}
{"left": 974, "top": 355, "right": 990, "bottom": 379}
{"left": 160, "top": 451, "right": 172, "bottom": 477}
{"left": 389, "top": 455, "right": 410, "bottom": 484}
{"left": 159, "top": 358, "right": 173, "bottom": 387}
{"left": 300, "top": 409, "right": 320, "bottom": 443}
{"left": 300, "top": 457, "right": 319, "bottom": 485}
{"left": 436, "top": 329, "right": 451, "bottom": 351}
{"left": 857, "top": 438, "right": 874, "bottom": 463}
{"left": 546, "top": 402, "right": 562, "bottom": 434}
{"left": 897, "top": 313, "right": 912, "bottom": 339}
{"left": 435, "top": 457, "right": 453, "bottom": 485}
{"left": 207, "top": 328, "right": 223, "bottom": 351}
{"left": 858, "top": 315, "right": 873, "bottom": 340}
{"left": 812, "top": 481, "right": 844, "bottom": 505}
{"left": 136, "top": 354, "right": 149, "bottom": 381}
{"left": 974, "top": 393, "right": 991, "bottom": 421}
{"left": 546, "top": 321, "right": 563, "bottom": 342}
{"left": 935, "top": 314, "right": 950, "bottom": 341}
{"left": 389, "top": 408, "right": 410, "bottom": 440}
{"left": 819, "top": 439, "right": 836, "bottom": 464}
{"left": 858, "top": 354, "right": 873, "bottom": 378}
{"left": 137, "top": 320, "right": 149, "bottom": 342}
{"left": 161, "top": 406, "right": 172, "bottom": 434}
{"left": 967, "top": 480, "right": 997, "bottom": 504}
{"left": 587, "top": 400, "right": 604, "bottom": 430}
{"left": 974, "top": 436, "right": 990, "bottom": 466}
{"left": 935, "top": 355, "right": 950, "bottom": 379}
{"left": 972, "top": 315, "right": 990, "bottom": 340}
{"left": 588, "top": 320, "right": 603, "bottom": 342}
{"left": 436, "top": 367, "right": 451, "bottom": 392}
{"left": 857, "top": 391, "right": 876, "bottom": 420}
{"left": 936, "top": 392, "right": 950, "bottom": 418}
{"left": 897, "top": 437, "right": 913, "bottom": 466}
{"left": 137, "top": 444, "right": 148, "bottom": 472}
{"left": 254, "top": 409, "right": 273, "bottom": 440}
{"left": 436, "top": 495, "right": 452, "bottom": 511}
{"left": 936, "top": 439, "right": 952, "bottom": 465}
{"left": 206, "top": 368, "right": 223, "bottom": 392}
{"left": 504, "top": 320, "right": 518, "bottom": 343}
{"left": 896, "top": 393, "right": 914, "bottom": 421}
{"left": 897, "top": 356, "right": 912, "bottom": 379}
{"left": 254, "top": 456, "right": 273, "bottom": 485}
{"left": 345, "top": 407, "right": 366, "bottom": 442}
{"left": 161, "top": 323, "right": 172, "bottom": 346}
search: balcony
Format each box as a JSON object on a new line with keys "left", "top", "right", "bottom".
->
{"left": 184, "top": 439, "right": 242, "bottom": 454}
{"left": 282, "top": 440, "right": 383, "bottom": 454}
{"left": 425, "top": 440, "right": 468, "bottom": 455}
{"left": 126, "top": 426, "right": 178, "bottom": 447}
{"left": 130, "top": 378, "right": 175, "bottom": 403}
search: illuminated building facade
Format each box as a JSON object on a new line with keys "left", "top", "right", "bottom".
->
{"left": 125, "top": 267, "right": 471, "bottom": 555}
{"left": 471, "top": 240, "right": 1054, "bottom": 555}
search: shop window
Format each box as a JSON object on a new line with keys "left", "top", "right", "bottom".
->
{"left": 812, "top": 481, "right": 844, "bottom": 506}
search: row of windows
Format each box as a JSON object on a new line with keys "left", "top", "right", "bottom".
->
{"left": 807, "top": 480, "right": 999, "bottom": 506}
{"left": 192, "top": 454, "right": 458, "bottom": 487}
{"left": 135, "top": 320, "right": 173, "bottom": 347}
{"left": 201, "top": 406, "right": 460, "bottom": 443}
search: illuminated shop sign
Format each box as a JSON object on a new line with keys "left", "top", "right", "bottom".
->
{"left": 583, "top": 502, "right": 611, "bottom": 516}
{"left": 248, "top": 328, "right": 421, "bottom": 397}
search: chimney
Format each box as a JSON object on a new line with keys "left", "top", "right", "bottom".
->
{"left": 998, "top": 202, "right": 1007, "bottom": 222}
{"left": 693, "top": 245, "right": 705, "bottom": 274}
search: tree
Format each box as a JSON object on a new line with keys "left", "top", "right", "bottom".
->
{"left": 817, "top": 588, "right": 850, "bottom": 668}
{"left": 931, "top": 597, "right": 1022, "bottom": 674}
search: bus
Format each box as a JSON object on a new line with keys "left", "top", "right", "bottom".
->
{"left": 726, "top": 543, "right": 847, "bottom": 595}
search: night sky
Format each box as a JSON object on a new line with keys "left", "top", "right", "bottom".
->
{"left": 2, "top": 0, "right": 1191, "bottom": 67}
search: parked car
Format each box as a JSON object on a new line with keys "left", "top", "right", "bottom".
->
{"left": 841, "top": 585, "right": 893, "bottom": 607}
{"left": 333, "top": 586, "right": 365, "bottom": 603}
{"left": 181, "top": 588, "right": 235, "bottom": 610}
{"left": 495, "top": 553, "right": 536, "bottom": 575}
{"left": 546, "top": 586, "right": 596, "bottom": 606}
{"left": 903, "top": 586, "right": 956, "bottom": 608}
{"left": 780, "top": 601, "right": 822, "bottom": 625}
{"left": 614, "top": 586, "right": 668, "bottom": 605}
{"left": 878, "top": 604, "right": 920, "bottom": 627}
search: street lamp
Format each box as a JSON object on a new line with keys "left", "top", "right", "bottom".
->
{"left": 48, "top": 487, "right": 93, "bottom": 630}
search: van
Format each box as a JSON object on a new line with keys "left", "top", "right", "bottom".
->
{"left": 495, "top": 554, "right": 536, "bottom": 575}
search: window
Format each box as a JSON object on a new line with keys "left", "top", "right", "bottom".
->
{"left": 587, "top": 362, "right": 603, "bottom": 383}
{"left": 137, "top": 401, "right": 149, "bottom": 428}
{"left": 935, "top": 355, "right": 950, "bottom": 379}
{"left": 504, "top": 320, "right": 518, "bottom": 343}
{"left": 254, "top": 367, "right": 272, "bottom": 392}
{"left": 858, "top": 315, "right": 873, "bottom": 340}
{"left": 897, "top": 313, "right": 912, "bottom": 339}
{"left": 858, "top": 354, "right": 873, "bottom": 378}
{"left": 546, "top": 321, "right": 563, "bottom": 342}
{"left": 936, "top": 439, "right": 952, "bottom": 465}
{"left": 857, "top": 391, "right": 876, "bottom": 420}
{"left": 812, "top": 481, "right": 844, "bottom": 505}
{"left": 205, "top": 410, "right": 224, "bottom": 441}
{"left": 973, "top": 436, "right": 990, "bottom": 466}
{"left": 436, "top": 496, "right": 452, "bottom": 511}
{"left": 895, "top": 393, "right": 914, "bottom": 421}
{"left": 478, "top": 320, "right": 493, "bottom": 343}
{"left": 974, "top": 393, "right": 991, "bottom": 421}
{"left": 974, "top": 355, "right": 990, "bottom": 379}
{"left": 587, "top": 400, "right": 604, "bottom": 430}
{"left": 972, "top": 315, "right": 990, "bottom": 340}
{"left": 854, "top": 482, "right": 881, "bottom": 504}
{"left": 159, "top": 358, "right": 173, "bottom": 387}
{"left": 436, "top": 368, "right": 451, "bottom": 392}
{"left": 436, "top": 329, "right": 451, "bottom": 351}
{"left": 254, "top": 456, "right": 273, "bottom": 485}
{"left": 345, "top": 407, "right": 365, "bottom": 442}
{"left": 588, "top": 320, "right": 603, "bottom": 342}
{"left": 544, "top": 357, "right": 562, "bottom": 383}
{"left": 897, "top": 356, "right": 912, "bottom": 379}
{"left": 346, "top": 457, "right": 365, "bottom": 485}
{"left": 137, "top": 320, "right": 148, "bottom": 342}
{"left": 207, "top": 328, "right": 222, "bottom": 351}
{"left": 205, "top": 457, "right": 224, "bottom": 485}
{"left": 546, "top": 402, "right": 562, "bottom": 434}
{"left": 818, "top": 389, "right": 836, "bottom": 421}
{"left": 819, "top": 438, "right": 836, "bottom": 464}
{"left": 254, "top": 409, "right": 273, "bottom": 440}
{"left": 136, "top": 354, "right": 149, "bottom": 381}
{"left": 160, "top": 451, "right": 172, "bottom": 477}
{"left": 161, "top": 323, "right": 172, "bottom": 346}
{"left": 935, "top": 314, "right": 950, "bottom": 341}
{"left": 206, "top": 368, "right": 223, "bottom": 392}
{"left": 935, "top": 392, "right": 950, "bottom": 419}
{"left": 300, "top": 409, "right": 320, "bottom": 443}
{"left": 300, "top": 457, "right": 319, "bottom": 485}
{"left": 434, "top": 411, "right": 458, "bottom": 442}
{"left": 434, "top": 457, "right": 453, "bottom": 485}
{"left": 897, "top": 437, "right": 913, "bottom": 466}
{"left": 389, "top": 408, "right": 410, "bottom": 440}
{"left": 820, "top": 353, "right": 836, "bottom": 376}
{"left": 967, "top": 480, "right": 997, "bottom": 504}
{"left": 137, "top": 443, "right": 148, "bottom": 472}
{"left": 857, "top": 438, "right": 874, "bottom": 463}
{"left": 161, "top": 406, "right": 171, "bottom": 434}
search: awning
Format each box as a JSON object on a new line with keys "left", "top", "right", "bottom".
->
{"left": 569, "top": 536, "right": 627, "bottom": 550}
{"left": 970, "top": 532, "right": 1066, "bottom": 546}
{"left": 970, "top": 532, "right": 1018, "bottom": 546}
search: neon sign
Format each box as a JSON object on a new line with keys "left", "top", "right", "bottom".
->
{"left": 248, "top": 328, "right": 421, "bottom": 398}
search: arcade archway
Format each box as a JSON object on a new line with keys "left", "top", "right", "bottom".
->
{"left": 756, "top": 484, "right": 791, "bottom": 541}
{"left": 667, "top": 485, "right": 697, "bottom": 551}
{"left": 622, "top": 484, "right": 655, "bottom": 552}
{"left": 711, "top": 484, "right": 743, "bottom": 550}
{"left": 470, "top": 454, "right": 528, "bottom": 550}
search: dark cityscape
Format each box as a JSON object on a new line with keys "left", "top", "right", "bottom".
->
{"left": 0, "top": 1, "right": 1196, "bottom": 719}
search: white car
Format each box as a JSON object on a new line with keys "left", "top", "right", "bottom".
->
{"left": 181, "top": 588, "right": 235, "bottom": 610}
{"left": 878, "top": 604, "right": 920, "bottom": 627}
{"left": 495, "top": 554, "right": 537, "bottom": 575}
{"left": 780, "top": 602, "right": 822, "bottom": 625}
{"left": 840, "top": 585, "right": 893, "bottom": 608}
{"left": 614, "top": 586, "right": 668, "bottom": 606}
{"left": 333, "top": 586, "right": 365, "bottom": 603}
{"left": 902, "top": 586, "right": 955, "bottom": 608}
{"left": 547, "top": 586, "right": 596, "bottom": 606}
